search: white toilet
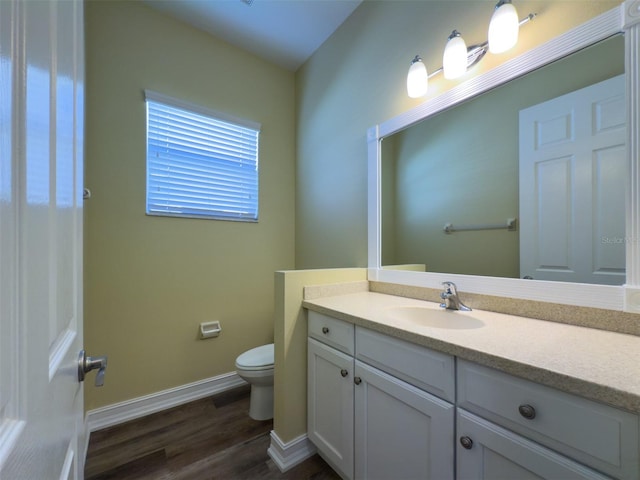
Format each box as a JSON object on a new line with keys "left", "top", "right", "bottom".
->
{"left": 235, "top": 343, "right": 274, "bottom": 421}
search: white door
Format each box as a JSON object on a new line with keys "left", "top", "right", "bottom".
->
{"left": 456, "top": 410, "right": 609, "bottom": 480}
{"left": 307, "top": 338, "right": 354, "bottom": 480}
{"left": 519, "top": 75, "right": 626, "bottom": 284}
{"left": 0, "top": 1, "right": 88, "bottom": 479}
{"left": 354, "top": 361, "right": 454, "bottom": 480}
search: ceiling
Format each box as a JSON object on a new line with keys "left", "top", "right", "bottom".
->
{"left": 143, "top": 0, "right": 363, "bottom": 71}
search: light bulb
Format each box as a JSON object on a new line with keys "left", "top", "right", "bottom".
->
{"left": 407, "top": 55, "right": 428, "bottom": 98}
{"left": 488, "top": 0, "right": 519, "bottom": 54}
{"left": 443, "top": 30, "right": 467, "bottom": 80}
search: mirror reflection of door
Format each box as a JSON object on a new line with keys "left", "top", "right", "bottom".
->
{"left": 519, "top": 75, "right": 625, "bottom": 285}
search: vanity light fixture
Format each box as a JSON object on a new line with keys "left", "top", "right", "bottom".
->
{"left": 407, "top": 0, "right": 536, "bottom": 98}
{"left": 407, "top": 55, "right": 429, "bottom": 98}
{"left": 443, "top": 30, "right": 468, "bottom": 79}
{"left": 488, "top": 0, "right": 520, "bottom": 53}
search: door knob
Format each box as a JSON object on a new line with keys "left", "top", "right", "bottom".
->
{"left": 78, "top": 350, "right": 108, "bottom": 387}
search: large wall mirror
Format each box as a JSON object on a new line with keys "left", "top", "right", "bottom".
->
{"left": 382, "top": 35, "right": 624, "bottom": 285}
{"left": 368, "top": 2, "right": 640, "bottom": 312}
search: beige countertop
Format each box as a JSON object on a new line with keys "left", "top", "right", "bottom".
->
{"left": 303, "top": 291, "right": 640, "bottom": 414}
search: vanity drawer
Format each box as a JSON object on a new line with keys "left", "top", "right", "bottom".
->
{"left": 355, "top": 327, "right": 455, "bottom": 402}
{"left": 308, "top": 311, "right": 354, "bottom": 355}
{"left": 457, "top": 360, "right": 639, "bottom": 480}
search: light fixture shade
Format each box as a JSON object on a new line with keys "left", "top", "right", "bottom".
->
{"left": 443, "top": 31, "right": 467, "bottom": 80}
{"left": 407, "top": 56, "right": 428, "bottom": 98}
{"left": 488, "top": 1, "right": 519, "bottom": 54}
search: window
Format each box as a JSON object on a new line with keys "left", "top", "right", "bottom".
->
{"left": 145, "top": 91, "right": 260, "bottom": 221}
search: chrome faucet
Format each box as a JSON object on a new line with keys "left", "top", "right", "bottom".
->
{"left": 440, "top": 281, "right": 471, "bottom": 311}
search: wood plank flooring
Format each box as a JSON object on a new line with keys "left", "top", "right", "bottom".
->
{"left": 85, "top": 385, "right": 340, "bottom": 480}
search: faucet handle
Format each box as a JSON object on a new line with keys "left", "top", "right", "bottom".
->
{"left": 441, "top": 281, "right": 457, "bottom": 292}
{"left": 440, "top": 281, "right": 472, "bottom": 311}
{"left": 440, "top": 281, "right": 454, "bottom": 308}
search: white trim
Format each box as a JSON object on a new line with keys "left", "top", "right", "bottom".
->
{"left": 367, "top": 125, "right": 381, "bottom": 271}
{"left": 86, "top": 372, "right": 246, "bottom": 432}
{"left": 625, "top": 0, "right": 640, "bottom": 288}
{"left": 624, "top": 0, "right": 640, "bottom": 27}
{"left": 368, "top": 3, "right": 640, "bottom": 312}
{"left": 368, "top": 269, "right": 626, "bottom": 311}
{"left": 267, "top": 430, "right": 317, "bottom": 473}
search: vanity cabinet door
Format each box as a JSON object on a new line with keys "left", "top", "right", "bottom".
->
{"left": 457, "top": 410, "right": 610, "bottom": 480}
{"left": 308, "top": 337, "right": 354, "bottom": 479}
{"left": 457, "top": 360, "right": 639, "bottom": 479}
{"left": 354, "top": 360, "right": 454, "bottom": 480}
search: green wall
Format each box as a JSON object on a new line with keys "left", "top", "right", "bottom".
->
{"left": 84, "top": 0, "right": 295, "bottom": 410}
{"left": 295, "top": 0, "right": 620, "bottom": 269}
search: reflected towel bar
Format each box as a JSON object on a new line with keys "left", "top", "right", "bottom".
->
{"left": 444, "top": 218, "right": 517, "bottom": 234}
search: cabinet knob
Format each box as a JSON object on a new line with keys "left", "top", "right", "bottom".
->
{"left": 459, "top": 436, "right": 473, "bottom": 450}
{"left": 518, "top": 404, "right": 536, "bottom": 420}
{"left": 322, "top": 327, "right": 330, "bottom": 334}
{"left": 354, "top": 376, "right": 362, "bottom": 385}
{"left": 340, "top": 369, "right": 348, "bottom": 377}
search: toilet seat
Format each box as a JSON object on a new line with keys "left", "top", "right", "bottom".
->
{"left": 235, "top": 343, "right": 274, "bottom": 371}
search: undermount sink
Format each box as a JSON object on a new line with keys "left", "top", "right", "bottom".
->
{"left": 386, "top": 305, "right": 485, "bottom": 330}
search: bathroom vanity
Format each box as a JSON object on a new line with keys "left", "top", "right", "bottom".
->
{"left": 304, "top": 290, "right": 640, "bottom": 480}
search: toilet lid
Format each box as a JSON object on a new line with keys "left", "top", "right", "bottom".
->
{"left": 236, "top": 343, "right": 274, "bottom": 370}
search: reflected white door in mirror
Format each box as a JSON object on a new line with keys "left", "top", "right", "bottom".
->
{"left": 519, "top": 75, "right": 626, "bottom": 285}
{"left": 368, "top": 1, "right": 640, "bottom": 313}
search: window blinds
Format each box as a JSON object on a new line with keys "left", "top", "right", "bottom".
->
{"left": 145, "top": 91, "right": 260, "bottom": 221}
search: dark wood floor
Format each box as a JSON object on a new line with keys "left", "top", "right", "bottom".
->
{"left": 85, "top": 385, "right": 340, "bottom": 480}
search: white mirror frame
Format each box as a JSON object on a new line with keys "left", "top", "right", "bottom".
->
{"left": 368, "top": 1, "right": 640, "bottom": 312}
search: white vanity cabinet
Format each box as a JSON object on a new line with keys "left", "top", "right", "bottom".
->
{"left": 307, "top": 313, "right": 355, "bottom": 479}
{"left": 456, "top": 409, "right": 611, "bottom": 479}
{"left": 456, "top": 360, "right": 640, "bottom": 480}
{"left": 308, "top": 338, "right": 354, "bottom": 479}
{"left": 307, "top": 309, "right": 640, "bottom": 480}
{"left": 353, "top": 328, "right": 455, "bottom": 480}
{"left": 307, "top": 311, "right": 456, "bottom": 480}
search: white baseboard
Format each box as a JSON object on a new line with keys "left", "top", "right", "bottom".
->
{"left": 86, "top": 372, "right": 247, "bottom": 432}
{"left": 267, "top": 430, "right": 316, "bottom": 473}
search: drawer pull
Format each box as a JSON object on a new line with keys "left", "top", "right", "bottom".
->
{"left": 518, "top": 404, "right": 536, "bottom": 420}
{"left": 340, "top": 369, "right": 348, "bottom": 378}
{"left": 354, "top": 377, "right": 362, "bottom": 385}
{"left": 322, "top": 327, "right": 330, "bottom": 334}
{"left": 460, "top": 436, "right": 473, "bottom": 450}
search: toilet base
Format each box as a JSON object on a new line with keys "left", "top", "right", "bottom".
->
{"left": 249, "top": 384, "right": 273, "bottom": 421}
